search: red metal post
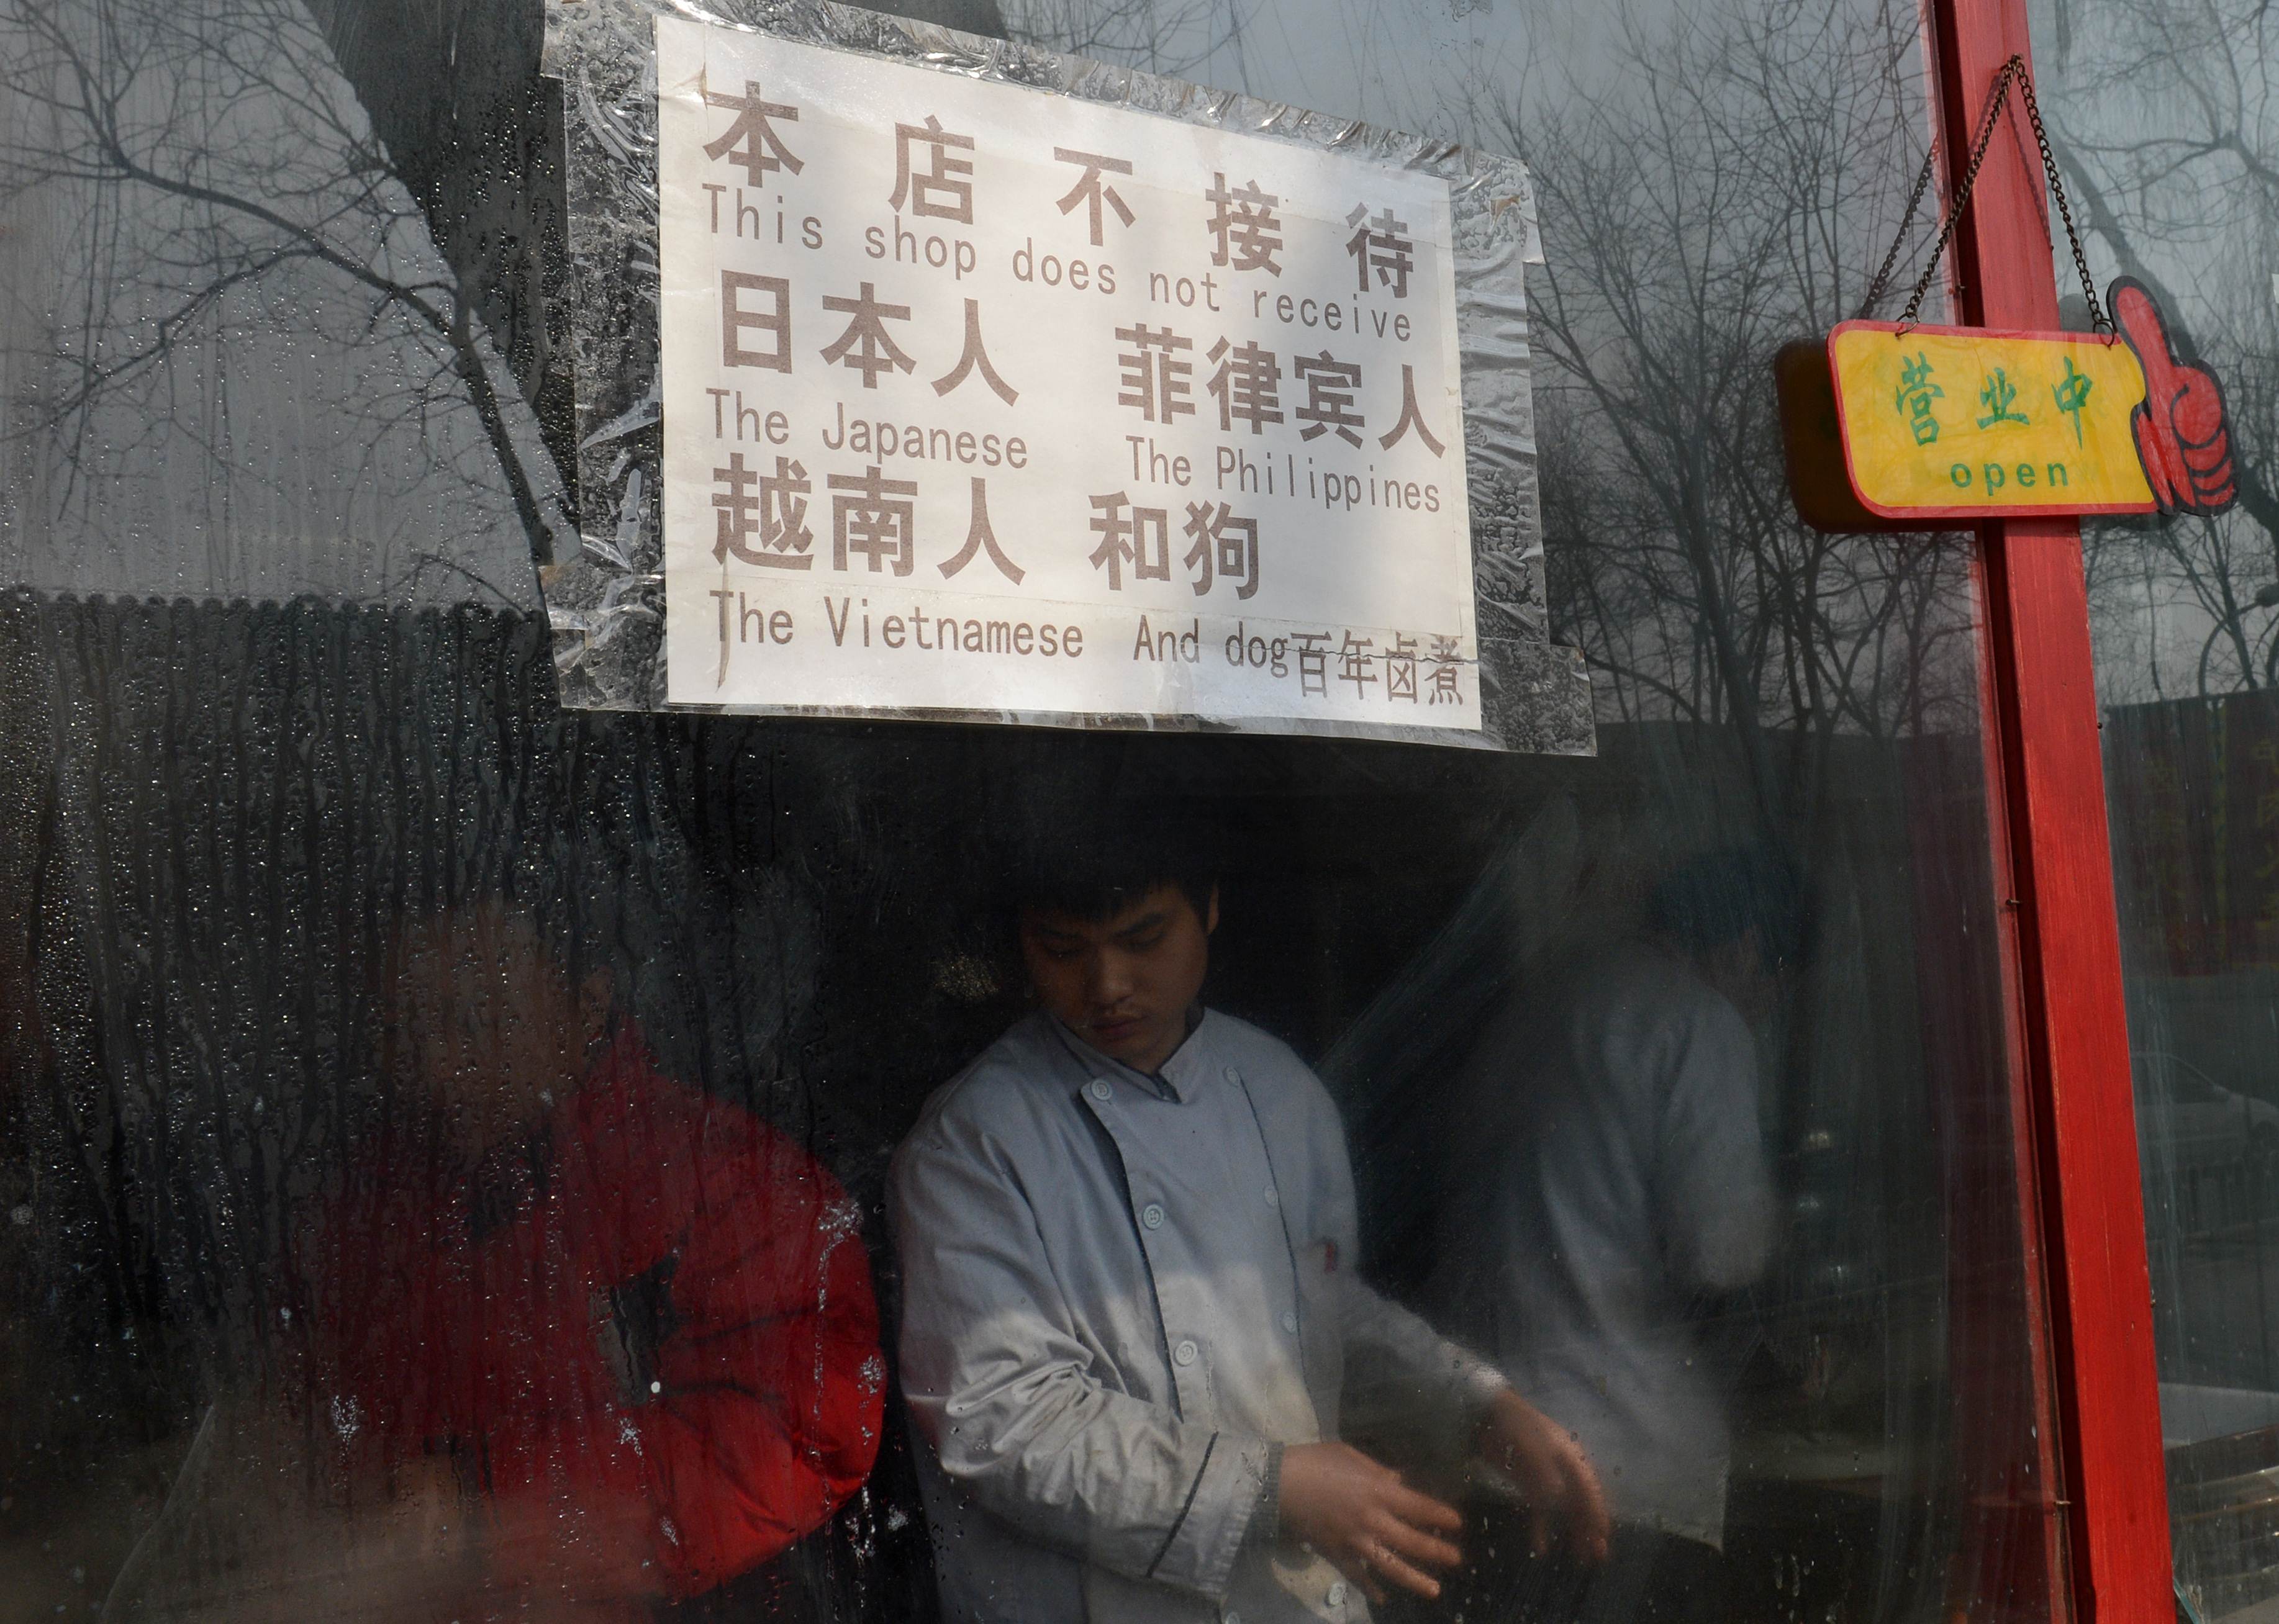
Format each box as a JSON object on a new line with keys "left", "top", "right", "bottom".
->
{"left": 1930, "top": 0, "right": 2172, "bottom": 1619}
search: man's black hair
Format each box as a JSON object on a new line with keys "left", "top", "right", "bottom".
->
{"left": 1644, "top": 846, "right": 1811, "bottom": 973}
{"left": 997, "top": 800, "right": 1221, "bottom": 927}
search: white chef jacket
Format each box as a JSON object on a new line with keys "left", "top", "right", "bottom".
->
{"left": 1434, "top": 941, "right": 1774, "bottom": 1548}
{"left": 892, "top": 1008, "right": 1508, "bottom": 1624}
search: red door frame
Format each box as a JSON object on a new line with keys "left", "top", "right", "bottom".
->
{"left": 1929, "top": 0, "right": 2172, "bottom": 1618}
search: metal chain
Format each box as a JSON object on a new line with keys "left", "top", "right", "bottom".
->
{"left": 1895, "top": 56, "right": 2026, "bottom": 328}
{"left": 1855, "top": 138, "right": 1942, "bottom": 320}
{"left": 1878, "top": 53, "right": 2108, "bottom": 334}
{"left": 2015, "top": 67, "right": 2109, "bottom": 333}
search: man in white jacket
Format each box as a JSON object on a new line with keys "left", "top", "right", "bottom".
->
{"left": 1430, "top": 847, "right": 1796, "bottom": 1624}
{"left": 891, "top": 820, "right": 1609, "bottom": 1624}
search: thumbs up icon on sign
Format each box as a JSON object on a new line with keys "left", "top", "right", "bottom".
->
{"left": 2114, "top": 276, "right": 2237, "bottom": 515}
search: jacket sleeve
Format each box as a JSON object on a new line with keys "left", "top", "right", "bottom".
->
{"left": 890, "top": 1101, "right": 1273, "bottom": 1602}
{"left": 559, "top": 1046, "right": 886, "bottom": 1599}
{"left": 1336, "top": 1276, "right": 1510, "bottom": 1453}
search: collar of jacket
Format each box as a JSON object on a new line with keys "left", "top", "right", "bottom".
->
{"left": 1046, "top": 1006, "right": 1217, "bottom": 1103}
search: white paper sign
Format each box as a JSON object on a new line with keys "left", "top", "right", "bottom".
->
{"left": 656, "top": 15, "right": 1479, "bottom": 728}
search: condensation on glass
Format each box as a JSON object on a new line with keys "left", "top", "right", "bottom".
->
{"left": 2034, "top": 1, "right": 2279, "bottom": 1615}
{"left": 0, "top": 0, "right": 2062, "bottom": 1620}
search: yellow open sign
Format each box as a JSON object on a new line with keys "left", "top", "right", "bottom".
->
{"left": 1780, "top": 281, "right": 2237, "bottom": 531}
{"left": 1830, "top": 323, "right": 2154, "bottom": 516}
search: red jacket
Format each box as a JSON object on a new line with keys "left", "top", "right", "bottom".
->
{"left": 304, "top": 1026, "right": 882, "bottom": 1604}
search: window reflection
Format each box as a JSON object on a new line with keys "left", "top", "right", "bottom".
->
{"left": 0, "top": 1, "right": 2065, "bottom": 1622}
{"left": 0, "top": 0, "right": 561, "bottom": 603}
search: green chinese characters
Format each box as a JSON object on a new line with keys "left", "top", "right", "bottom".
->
{"left": 1934, "top": 353, "right": 2099, "bottom": 497}
{"left": 2052, "top": 356, "right": 2092, "bottom": 446}
{"left": 1893, "top": 351, "right": 1943, "bottom": 446}
{"left": 1976, "top": 368, "right": 2029, "bottom": 428}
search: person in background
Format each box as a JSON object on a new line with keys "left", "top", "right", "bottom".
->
{"left": 1428, "top": 847, "right": 1801, "bottom": 1624}
{"left": 292, "top": 896, "right": 884, "bottom": 1620}
{"left": 890, "top": 813, "right": 1610, "bottom": 1624}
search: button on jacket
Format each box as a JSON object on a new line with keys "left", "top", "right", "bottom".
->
{"left": 891, "top": 1009, "right": 1508, "bottom": 1624}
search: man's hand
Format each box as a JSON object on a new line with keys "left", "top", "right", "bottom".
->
{"left": 1278, "top": 1441, "right": 1465, "bottom": 1602}
{"left": 1478, "top": 1390, "right": 1612, "bottom": 1563}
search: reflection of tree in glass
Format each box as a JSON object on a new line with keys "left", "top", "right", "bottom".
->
{"left": 1478, "top": 0, "right": 1970, "bottom": 832}
{"left": 1005, "top": 0, "right": 1250, "bottom": 79}
{"left": 2041, "top": 0, "right": 2279, "bottom": 698}
{"left": 0, "top": 0, "right": 566, "bottom": 601}
{"left": 1010, "top": 0, "right": 1972, "bottom": 834}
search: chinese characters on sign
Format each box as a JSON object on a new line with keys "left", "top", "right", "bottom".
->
{"left": 1829, "top": 322, "right": 2156, "bottom": 517}
{"left": 1823, "top": 284, "right": 2238, "bottom": 521}
{"left": 656, "top": 16, "right": 1477, "bottom": 727}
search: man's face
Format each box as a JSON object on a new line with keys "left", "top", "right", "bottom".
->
{"left": 1020, "top": 883, "right": 1217, "bottom": 1076}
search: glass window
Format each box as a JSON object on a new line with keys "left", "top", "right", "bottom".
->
{"left": 0, "top": 0, "right": 2064, "bottom": 1620}
{"left": 2037, "top": 4, "right": 2279, "bottom": 1616}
